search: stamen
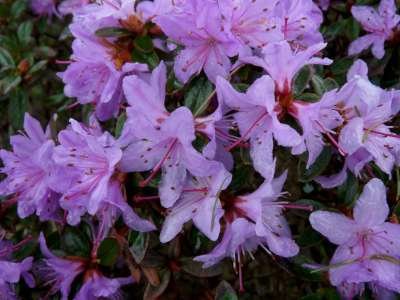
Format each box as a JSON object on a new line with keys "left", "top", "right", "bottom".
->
{"left": 275, "top": 201, "right": 314, "bottom": 211}
{"left": 367, "top": 129, "right": 400, "bottom": 139}
{"left": 133, "top": 195, "right": 160, "bottom": 203}
{"left": 225, "top": 111, "right": 268, "bottom": 151}
{"left": 315, "top": 120, "right": 347, "bottom": 156}
{"left": 139, "top": 139, "right": 178, "bottom": 187}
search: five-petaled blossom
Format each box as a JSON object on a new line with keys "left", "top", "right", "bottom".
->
{"left": 195, "top": 167, "right": 300, "bottom": 291}
{"left": 349, "top": 0, "right": 400, "bottom": 59}
{"left": 38, "top": 233, "right": 133, "bottom": 300}
{"left": 52, "top": 116, "right": 155, "bottom": 232}
{"left": 0, "top": 237, "right": 35, "bottom": 300}
{"left": 217, "top": 74, "right": 302, "bottom": 180}
{"left": 310, "top": 178, "right": 400, "bottom": 298}
{"left": 120, "top": 62, "right": 220, "bottom": 208}
{"left": 0, "top": 113, "right": 61, "bottom": 221}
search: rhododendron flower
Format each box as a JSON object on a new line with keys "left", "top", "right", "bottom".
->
{"left": 315, "top": 60, "right": 400, "bottom": 187}
{"left": 241, "top": 41, "right": 332, "bottom": 98}
{"left": 0, "top": 113, "right": 61, "bottom": 221}
{"left": 272, "top": 0, "right": 324, "bottom": 47}
{"left": 310, "top": 179, "right": 400, "bottom": 297}
{"left": 74, "top": 0, "right": 137, "bottom": 22}
{"left": 317, "top": 0, "right": 330, "bottom": 11}
{"left": 349, "top": 0, "right": 400, "bottom": 59}
{"left": 38, "top": 233, "right": 84, "bottom": 300}
{"left": 160, "top": 165, "right": 232, "bottom": 242}
{"left": 74, "top": 271, "right": 133, "bottom": 300}
{"left": 58, "top": 21, "right": 148, "bottom": 121}
{"left": 30, "top": 0, "right": 59, "bottom": 18}
{"left": 137, "top": 0, "right": 185, "bottom": 21}
{"left": 218, "top": 0, "right": 282, "bottom": 54}
{"left": 0, "top": 238, "right": 34, "bottom": 299}
{"left": 58, "top": 0, "right": 90, "bottom": 16}
{"left": 53, "top": 117, "right": 155, "bottom": 232}
{"left": 216, "top": 75, "right": 302, "bottom": 179}
{"left": 121, "top": 62, "right": 220, "bottom": 207}
{"left": 195, "top": 168, "right": 300, "bottom": 290}
{"left": 195, "top": 96, "right": 234, "bottom": 171}
{"left": 38, "top": 233, "right": 132, "bottom": 300}
{"left": 291, "top": 90, "right": 344, "bottom": 168}
{"left": 154, "top": 1, "right": 240, "bottom": 83}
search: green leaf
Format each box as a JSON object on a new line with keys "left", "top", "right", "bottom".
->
{"left": 95, "top": 27, "right": 131, "bottom": 38}
{"left": 98, "top": 238, "right": 120, "bottom": 267}
{"left": 345, "top": 18, "right": 360, "bottom": 41}
{"left": 0, "top": 47, "right": 15, "bottom": 67}
{"left": 115, "top": 112, "right": 127, "bottom": 138}
{"left": 28, "top": 60, "right": 48, "bottom": 75}
{"left": 180, "top": 257, "right": 223, "bottom": 278}
{"left": 17, "top": 21, "right": 33, "bottom": 45}
{"left": 3, "top": 75, "right": 22, "bottom": 94}
{"left": 10, "top": 0, "right": 27, "bottom": 18}
{"left": 128, "top": 231, "right": 149, "bottom": 263}
{"left": 300, "top": 147, "right": 332, "bottom": 182}
{"left": 143, "top": 270, "right": 171, "bottom": 300}
{"left": 8, "top": 89, "right": 28, "bottom": 129}
{"left": 215, "top": 281, "right": 238, "bottom": 300}
{"left": 61, "top": 227, "right": 91, "bottom": 257}
{"left": 294, "top": 66, "right": 312, "bottom": 96}
{"left": 131, "top": 48, "right": 159, "bottom": 69}
{"left": 184, "top": 76, "right": 214, "bottom": 115}
{"left": 134, "top": 36, "right": 154, "bottom": 53}
{"left": 311, "top": 74, "right": 326, "bottom": 96}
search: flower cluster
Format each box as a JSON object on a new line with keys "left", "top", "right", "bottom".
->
{"left": 2, "top": 0, "right": 400, "bottom": 298}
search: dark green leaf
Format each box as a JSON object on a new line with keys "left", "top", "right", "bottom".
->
{"left": 8, "top": 89, "right": 28, "bottom": 129}
{"left": 0, "top": 47, "right": 15, "bottom": 67}
{"left": 10, "top": 0, "right": 27, "bottom": 18}
{"left": 215, "top": 281, "right": 238, "bottom": 300}
{"left": 98, "top": 238, "right": 120, "bottom": 267}
{"left": 128, "top": 231, "right": 149, "bottom": 263}
{"left": 300, "top": 147, "right": 332, "bottom": 182}
{"left": 131, "top": 48, "right": 159, "bottom": 69}
{"left": 115, "top": 112, "right": 127, "bottom": 138}
{"left": 184, "top": 76, "right": 214, "bottom": 114}
{"left": 143, "top": 270, "right": 171, "bottom": 300}
{"left": 134, "top": 36, "right": 154, "bottom": 53}
{"left": 17, "top": 21, "right": 33, "bottom": 45}
{"left": 61, "top": 227, "right": 91, "bottom": 257}
{"left": 180, "top": 257, "right": 223, "bottom": 278}
{"left": 294, "top": 66, "right": 312, "bottom": 96}
{"left": 95, "top": 27, "right": 131, "bottom": 38}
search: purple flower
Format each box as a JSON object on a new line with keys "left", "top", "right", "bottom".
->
{"left": 0, "top": 238, "right": 35, "bottom": 299}
{"left": 154, "top": 0, "right": 241, "bottom": 83}
{"left": 74, "top": 271, "right": 133, "bottom": 300}
{"left": 137, "top": 0, "right": 185, "bottom": 21}
{"left": 218, "top": 0, "right": 282, "bottom": 54}
{"left": 120, "top": 62, "right": 220, "bottom": 207}
{"left": 38, "top": 233, "right": 85, "bottom": 300}
{"left": 316, "top": 0, "right": 330, "bottom": 11}
{"left": 58, "top": 21, "right": 148, "bottom": 121}
{"left": 349, "top": 0, "right": 400, "bottom": 59}
{"left": 53, "top": 117, "right": 155, "bottom": 232}
{"left": 310, "top": 179, "right": 400, "bottom": 297}
{"left": 58, "top": 0, "right": 90, "bottom": 16}
{"left": 0, "top": 113, "right": 61, "bottom": 221}
{"left": 315, "top": 60, "right": 400, "bottom": 187}
{"left": 272, "top": 0, "right": 324, "bottom": 47}
{"left": 74, "top": 0, "right": 137, "bottom": 22}
{"left": 195, "top": 168, "right": 299, "bottom": 290}
{"left": 194, "top": 96, "right": 235, "bottom": 171}
{"left": 30, "top": 0, "right": 59, "bottom": 18}
{"left": 240, "top": 41, "right": 332, "bottom": 97}
{"left": 291, "top": 90, "right": 344, "bottom": 168}
{"left": 216, "top": 75, "right": 302, "bottom": 180}
{"left": 160, "top": 165, "right": 232, "bottom": 242}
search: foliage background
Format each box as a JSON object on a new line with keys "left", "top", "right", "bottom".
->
{"left": 0, "top": 0, "right": 400, "bottom": 299}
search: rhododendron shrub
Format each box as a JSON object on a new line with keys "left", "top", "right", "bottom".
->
{"left": 1, "top": 0, "right": 400, "bottom": 298}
